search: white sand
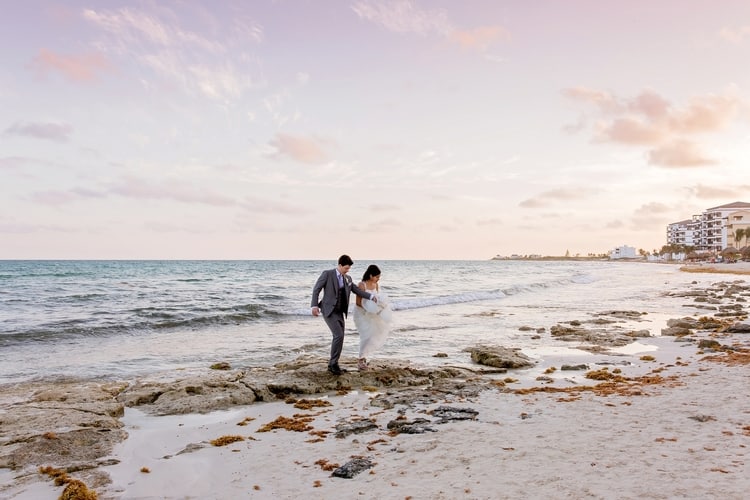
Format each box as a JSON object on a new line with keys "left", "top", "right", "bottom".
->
{"left": 82, "top": 333, "right": 748, "bottom": 500}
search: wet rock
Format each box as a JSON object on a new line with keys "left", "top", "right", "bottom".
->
{"left": 660, "top": 326, "right": 693, "bottom": 337}
{"left": 119, "top": 373, "right": 258, "bottom": 415}
{"left": 331, "top": 457, "right": 374, "bottom": 478}
{"left": 334, "top": 419, "right": 378, "bottom": 438}
{"left": 560, "top": 364, "right": 589, "bottom": 371}
{"left": 726, "top": 321, "right": 750, "bottom": 333}
{"left": 596, "top": 310, "right": 648, "bottom": 320}
{"left": 0, "top": 380, "right": 127, "bottom": 477}
{"left": 386, "top": 418, "right": 437, "bottom": 434}
{"left": 697, "top": 339, "right": 722, "bottom": 350}
{"left": 429, "top": 406, "right": 478, "bottom": 423}
{"left": 464, "top": 345, "right": 534, "bottom": 369}
{"left": 625, "top": 329, "right": 652, "bottom": 338}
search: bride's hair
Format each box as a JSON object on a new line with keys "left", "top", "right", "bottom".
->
{"left": 362, "top": 264, "right": 381, "bottom": 281}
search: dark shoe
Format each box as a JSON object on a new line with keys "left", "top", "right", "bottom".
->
{"left": 327, "top": 365, "right": 347, "bottom": 375}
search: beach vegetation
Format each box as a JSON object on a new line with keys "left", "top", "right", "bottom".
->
{"left": 210, "top": 435, "right": 245, "bottom": 446}
{"left": 140, "top": 467, "right": 150, "bottom": 473}
{"left": 640, "top": 355, "right": 656, "bottom": 361}
{"left": 292, "top": 398, "right": 333, "bottom": 410}
{"left": 236, "top": 416, "right": 255, "bottom": 426}
{"left": 315, "top": 458, "right": 340, "bottom": 471}
{"left": 39, "top": 466, "right": 98, "bottom": 499}
{"left": 209, "top": 362, "right": 231, "bottom": 370}
{"left": 257, "top": 415, "right": 314, "bottom": 432}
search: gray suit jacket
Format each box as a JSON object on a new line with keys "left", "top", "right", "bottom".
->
{"left": 311, "top": 269, "right": 371, "bottom": 317}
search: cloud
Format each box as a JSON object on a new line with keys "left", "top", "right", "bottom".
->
{"left": 648, "top": 140, "right": 717, "bottom": 167}
{"left": 564, "top": 87, "right": 742, "bottom": 168}
{"left": 630, "top": 202, "right": 673, "bottom": 230}
{"left": 369, "top": 204, "right": 400, "bottom": 212}
{"left": 81, "top": 6, "right": 263, "bottom": 101}
{"left": 30, "top": 48, "right": 110, "bottom": 82}
{"left": 449, "top": 26, "right": 510, "bottom": 50}
{"left": 108, "top": 176, "right": 236, "bottom": 206}
{"left": 352, "top": 0, "right": 451, "bottom": 36}
{"left": 685, "top": 184, "right": 750, "bottom": 199}
{"left": 719, "top": 25, "right": 750, "bottom": 44}
{"left": 352, "top": 0, "right": 507, "bottom": 51}
{"left": 0, "top": 156, "right": 33, "bottom": 169}
{"left": 0, "top": 221, "right": 74, "bottom": 234}
{"left": 633, "top": 202, "right": 671, "bottom": 216}
{"left": 476, "top": 217, "right": 503, "bottom": 226}
{"left": 596, "top": 117, "right": 667, "bottom": 145}
{"left": 4, "top": 121, "right": 74, "bottom": 142}
{"left": 268, "top": 133, "right": 329, "bottom": 164}
{"left": 240, "top": 196, "right": 305, "bottom": 215}
{"left": 519, "top": 188, "right": 592, "bottom": 208}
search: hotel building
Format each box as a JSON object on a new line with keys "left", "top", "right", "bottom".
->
{"left": 666, "top": 201, "right": 750, "bottom": 252}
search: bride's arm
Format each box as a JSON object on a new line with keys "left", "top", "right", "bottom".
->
{"left": 356, "top": 281, "right": 365, "bottom": 307}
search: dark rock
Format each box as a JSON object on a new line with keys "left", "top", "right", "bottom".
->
{"left": 335, "top": 419, "right": 378, "bottom": 438}
{"left": 697, "top": 339, "right": 722, "bottom": 350}
{"left": 386, "top": 418, "right": 437, "bottom": 434}
{"left": 331, "top": 457, "right": 374, "bottom": 478}
{"left": 560, "top": 364, "right": 588, "bottom": 371}
{"left": 428, "top": 406, "right": 478, "bottom": 423}
{"left": 660, "top": 326, "right": 692, "bottom": 337}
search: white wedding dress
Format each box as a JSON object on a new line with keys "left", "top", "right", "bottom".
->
{"left": 353, "top": 287, "right": 393, "bottom": 359}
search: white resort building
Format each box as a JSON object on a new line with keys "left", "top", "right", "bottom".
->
{"left": 610, "top": 245, "right": 637, "bottom": 259}
{"left": 666, "top": 201, "right": 750, "bottom": 252}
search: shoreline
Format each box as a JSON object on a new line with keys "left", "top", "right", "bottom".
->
{"left": 2, "top": 278, "right": 750, "bottom": 498}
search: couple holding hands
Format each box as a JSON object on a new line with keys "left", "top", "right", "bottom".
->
{"left": 311, "top": 255, "right": 393, "bottom": 375}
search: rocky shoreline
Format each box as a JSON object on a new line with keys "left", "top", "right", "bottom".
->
{"left": 2, "top": 277, "right": 750, "bottom": 498}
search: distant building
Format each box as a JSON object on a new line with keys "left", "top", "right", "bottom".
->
{"left": 610, "top": 245, "right": 637, "bottom": 259}
{"left": 667, "top": 201, "right": 750, "bottom": 252}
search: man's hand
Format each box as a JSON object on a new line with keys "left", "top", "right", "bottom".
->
{"left": 370, "top": 294, "right": 378, "bottom": 303}
{"left": 311, "top": 306, "right": 320, "bottom": 317}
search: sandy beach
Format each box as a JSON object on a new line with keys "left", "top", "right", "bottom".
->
{"left": 2, "top": 263, "right": 749, "bottom": 499}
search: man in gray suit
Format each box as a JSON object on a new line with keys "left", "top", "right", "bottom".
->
{"left": 312, "top": 255, "right": 377, "bottom": 375}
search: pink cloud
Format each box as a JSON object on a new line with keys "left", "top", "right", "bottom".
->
{"left": 351, "top": 0, "right": 451, "bottom": 36}
{"left": 269, "top": 133, "right": 329, "bottom": 164}
{"left": 668, "top": 95, "right": 739, "bottom": 133}
{"left": 648, "top": 140, "right": 717, "bottom": 167}
{"left": 241, "top": 196, "right": 305, "bottom": 215}
{"left": 27, "top": 187, "right": 106, "bottom": 206}
{"left": 687, "top": 184, "right": 749, "bottom": 199}
{"left": 565, "top": 87, "right": 743, "bottom": 167}
{"left": 4, "top": 121, "right": 73, "bottom": 142}
{"left": 31, "top": 48, "right": 110, "bottom": 82}
{"left": 109, "top": 176, "right": 236, "bottom": 206}
{"left": 0, "top": 156, "right": 31, "bottom": 169}
{"left": 449, "top": 26, "right": 509, "bottom": 50}
{"left": 719, "top": 25, "right": 750, "bottom": 44}
{"left": 519, "top": 188, "right": 594, "bottom": 209}
{"left": 562, "top": 87, "right": 621, "bottom": 113}
{"left": 596, "top": 117, "right": 666, "bottom": 145}
{"left": 627, "top": 91, "right": 670, "bottom": 120}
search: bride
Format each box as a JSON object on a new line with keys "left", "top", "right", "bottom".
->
{"left": 352, "top": 264, "right": 393, "bottom": 371}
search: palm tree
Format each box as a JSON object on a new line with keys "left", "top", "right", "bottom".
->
{"left": 734, "top": 228, "right": 745, "bottom": 249}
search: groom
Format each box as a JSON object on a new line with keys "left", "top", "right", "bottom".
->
{"left": 311, "top": 255, "right": 376, "bottom": 375}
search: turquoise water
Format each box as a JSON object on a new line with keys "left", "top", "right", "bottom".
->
{"left": 0, "top": 260, "right": 728, "bottom": 383}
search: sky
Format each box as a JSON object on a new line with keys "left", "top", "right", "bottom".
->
{"left": 2, "top": 0, "right": 750, "bottom": 260}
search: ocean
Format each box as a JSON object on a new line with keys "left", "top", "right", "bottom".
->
{"left": 0, "top": 259, "right": 729, "bottom": 384}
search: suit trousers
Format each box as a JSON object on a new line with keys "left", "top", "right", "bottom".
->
{"left": 324, "top": 311, "right": 346, "bottom": 367}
